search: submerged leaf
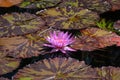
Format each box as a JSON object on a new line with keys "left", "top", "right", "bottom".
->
{"left": 71, "top": 27, "right": 118, "bottom": 51}
{"left": 0, "top": 12, "right": 45, "bottom": 37}
{"left": 38, "top": 7, "right": 99, "bottom": 29}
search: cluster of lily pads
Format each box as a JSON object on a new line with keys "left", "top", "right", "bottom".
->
{"left": 0, "top": 0, "right": 120, "bottom": 80}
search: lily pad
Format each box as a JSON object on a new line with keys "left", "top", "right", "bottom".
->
{"left": 71, "top": 27, "right": 118, "bottom": 51}
{"left": 14, "top": 57, "right": 105, "bottom": 80}
{"left": 80, "top": 0, "right": 111, "bottom": 13}
{"left": 38, "top": 7, "right": 99, "bottom": 29}
{"left": 108, "top": 0, "right": 120, "bottom": 11}
{"left": 18, "top": 0, "right": 61, "bottom": 9}
{"left": 0, "top": 57, "right": 20, "bottom": 75}
{"left": 109, "top": 67, "right": 120, "bottom": 80}
{"left": 0, "top": 12, "right": 45, "bottom": 37}
{"left": 0, "top": 27, "right": 54, "bottom": 58}
{"left": 0, "top": 0, "right": 23, "bottom": 7}
{"left": 59, "top": 0, "right": 111, "bottom": 13}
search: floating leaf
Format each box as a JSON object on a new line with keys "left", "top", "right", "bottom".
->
{"left": 0, "top": 26, "right": 50, "bottom": 58}
{"left": 38, "top": 7, "right": 99, "bottom": 29}
{"left": 108, "top": 0, "right": 120, "bottom": 11}
{"left": 79, "top": 0, "right": 111, "bottom": 13}
{"left": 18, "top": 0, "right": 61, "bottom": 9}
{"left": 0, "top": 12, "right": 45, "bottom": 37}
{"left": 71, "top": 27, "right": 118, "bottom": 51}
{"left": 0, "top": 27, "right": 54, "bottom": 58}
{"left": 109, "top": 67, "right": 120, "bottom": 80}
{"left": 59, "top": 0, "right": 111, "bottom": 13}
{"left": 0, "top": 0, "right": 23, "bottom": 7}
{"left": 14, "top": 58, "right": 103, "bottom": 80}
{"left": 15, "top": 58, "right": 120, "bottom": 80}
{"left": 0, "top": 57, "right": 20, "bottom": 75}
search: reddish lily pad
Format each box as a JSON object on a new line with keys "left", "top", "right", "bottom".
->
{"left": 0, "top": 0, "right": 23, "bottom": 7}
{"left": 18, "top": 0, "right": 61, "bottom": 9}
{"left": 107, "top": 0, "right": 120, "bottom": 11}
{"left": 0, "top": 12, "right": 45, "bottom": 37}
{"left": 38, "top": 7, "right": 99, "bottom": 29}
{"left": 71, "top": 27, "right": 118, "bottom": 51}
{"left": 0, "top": 57, "right": 20, "bottom": 75}
{"left": 14, "top": 57, "right": 106, "bottom": 80}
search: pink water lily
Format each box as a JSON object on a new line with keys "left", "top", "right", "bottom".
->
{"left": 44, "top": 31, "right": 76, "bottom": 53}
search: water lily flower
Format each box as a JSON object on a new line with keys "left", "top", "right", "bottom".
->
{"left": 44, "top": 31, "right": 76, "bottom": 53}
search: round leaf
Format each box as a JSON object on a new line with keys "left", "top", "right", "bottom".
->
{"left": 38, "top": 7, "right": 99, "bottom": 29}
{"left": 14, "top": 58, "right": 98, "bottom": 80}
{"left": 0, "top": 12, "right": 45, "bottom": 37}
{"left": 71, "top": 27, "right": 118, "bottom": 51}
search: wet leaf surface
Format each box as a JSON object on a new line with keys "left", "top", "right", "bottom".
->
{"left": 0, "top": 0, "right": 23, "bottom": 7}
{"left": 0, "top": 12, "right": 45, "bottom": 37}
{"left": 107, "top": 0, "right": 120, "bottom": 11}
{"left": 38, "top": 7, "right": 99, "bottom": 29}
{"left": 18, "top": 0, "right": 61, "bottom": 9}
{"left": 71, "top": 27, "right": 118, "bottom": 51}
{"left": 80, "top": 0, "right": 111, "bottom": 13}
{"left": 0, "top": 57, "right": 20, "bottom": 75}
{"left": 14, "top": 57, "right": 103, "bottom": 80}
{"left": 59, "top": 0, "right": 111, "bottom": 13}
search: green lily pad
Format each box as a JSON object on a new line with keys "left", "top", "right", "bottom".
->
{"left": 38, "top": 7, "right": 99, "bottom": 29}
{"left": 71, "top": 27, "right": 118, "bottom": 51}
{"left": 0, "top": 12, "right": 45, "bottom": 37}
{"left": 18, "top": 0, "right": 61, "bottom": 9}
{"left": 0, "top": 57, "right": 20, "bottom": 75}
